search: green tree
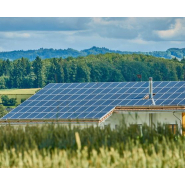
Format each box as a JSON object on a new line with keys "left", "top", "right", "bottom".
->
{"left": 176, "top": 66, "right": 183, "bottom": 80}
{"left": 0, "top": 104, "right": 7, "bottom": 118}
{"left": 46, "top": 58, "right": 64, "bottom": 83}
{"left": 32, "top": 56, "right": 45, "bottom": 88}
{"left": 0, "top": 76, "right": 7, "bottom": 89}
{"left": 69, "top": 62, "right": 78, "bottom": 82}
{"left": 12, "top": 59, "right": 23, "bottom": 88}
{"left": 76, "top": 62, "right": 90, "bottom": 82}
{"left": 172, "top": 57, "right": 179, "bottom": 61}
{"left": 181, "top": 57, "right": 185, "bottom": 63}
{"left": 2, "top": 59, "right": 12, "bottom": 76}
{"left": 1, "top": 95, "right": 9, "bottom": 105}
{"left": 1, "top": 95, "right": 17, "bottom": 106}
{"left": 88, "top": 62, "right": 102, "bottom": 82}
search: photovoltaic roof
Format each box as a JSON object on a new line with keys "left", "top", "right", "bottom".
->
{"left": 1, "top": 81, "right": 185, "bottom": 121}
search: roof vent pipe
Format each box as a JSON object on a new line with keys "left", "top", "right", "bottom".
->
{"left": 149, "top": 77, "right": 153, "bottom": 99}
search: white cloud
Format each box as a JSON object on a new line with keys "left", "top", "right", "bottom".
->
{"left": 1, "top": 18, "right": 185, "bottom": 52}
{"left": 155, "top": 19, "right": 185, "bottom": 40}
{"left": 1, "top": 32, "right": 30, "bottom": 38}
{"left": 129, "top": 38, "right": 148, "bottom": 44}
{"left": 0, "top": 46, "right": 4, "bottom": 51}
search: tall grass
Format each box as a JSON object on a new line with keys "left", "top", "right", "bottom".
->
{"left": 0, "top": 123, "right": 184, "bottom": 167}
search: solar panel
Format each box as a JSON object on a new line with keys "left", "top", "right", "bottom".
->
{"left": 1, "top": 81, "right": 185, "bottom": 121}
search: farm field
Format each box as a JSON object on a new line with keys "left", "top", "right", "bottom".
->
{"left": 0, "top": 88, "right": 40, "bottom": 94}
{"left": 0, "top": 123, "right": 184, "bottom": 168}
{"left": 0, "top": 88, "right": 40, "bottom": 104}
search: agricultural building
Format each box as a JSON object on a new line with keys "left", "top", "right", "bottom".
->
{"left": 1, "top": 78, "right": 185, "bottom": 133}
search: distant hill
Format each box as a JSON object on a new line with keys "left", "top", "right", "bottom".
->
{"left": 0, "top": 46, "right": 184, "bottom": 61}
{"left": 166, "top": 48, "right": 185, "bottom": 59}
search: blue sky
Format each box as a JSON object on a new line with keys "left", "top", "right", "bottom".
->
{"left": 1, "top": 17, "right": 185, "bottom": 52}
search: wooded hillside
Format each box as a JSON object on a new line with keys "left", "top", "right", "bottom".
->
{"left": 1, "top": 46, "right": 185, "bottom": 61}
{"left": 0, "top": 53, "right": 185, "bottom": 89}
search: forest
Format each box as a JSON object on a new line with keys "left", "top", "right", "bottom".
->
{"left": 0, "top": 53, "right": 185, "bottom": 89}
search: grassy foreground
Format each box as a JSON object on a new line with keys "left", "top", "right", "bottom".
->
{"left": 0, "top": 123, "right": 184, "bottom": 168}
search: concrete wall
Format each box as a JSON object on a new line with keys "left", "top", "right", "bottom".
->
{"left": 103, "top": 111, "right": 182, "bottom": 130}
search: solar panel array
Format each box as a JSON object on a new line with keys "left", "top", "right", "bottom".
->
{"left": 2, "top": 81, "right": 185, "bottom": 120}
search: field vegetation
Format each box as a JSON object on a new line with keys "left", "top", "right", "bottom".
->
{"left": 0, "top": 88, "right": 40, "bottom": 105}
{"left": 0, "top": 123, "right": 184, "bottom": 168}
{"left": 0, "top": 88, "right": 40, "bottom": 94}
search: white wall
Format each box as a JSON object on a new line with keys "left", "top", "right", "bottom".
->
{"left": 103, "top": 111, "right": 182, "bottom": 130}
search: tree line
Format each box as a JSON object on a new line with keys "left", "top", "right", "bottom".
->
{"left": 0, "top": 53, "right": 185, "bottom": 89}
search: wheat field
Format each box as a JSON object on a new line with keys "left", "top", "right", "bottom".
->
{"left": 0, "top": 123, "right": 184, "bottom": 168}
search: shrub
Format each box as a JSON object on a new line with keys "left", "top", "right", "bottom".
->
{"left": 1, "top": 95, "right": 17, "bottom": 106}
{"left": 21, "top": 98, "right": 26, "bottom": 103}
{"left": 0, "top": 104, "right": 7, "bottom": 118}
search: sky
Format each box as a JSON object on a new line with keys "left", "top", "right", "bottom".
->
{"left": 1, "top": 17, "right": 185, "bottom": 52}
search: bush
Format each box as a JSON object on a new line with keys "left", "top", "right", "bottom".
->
{"left": 0, "top": 104, "right": 7, "bottom": 118}
{"left": 21, "top": 98, "right": 26, "bottom": 103}
{"left": 1, "top": 95, "right": 17, "bottom": 106}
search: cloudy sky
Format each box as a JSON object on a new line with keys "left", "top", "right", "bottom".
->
{"left": 0, "top": 17, "right": 185, "bottom": 52}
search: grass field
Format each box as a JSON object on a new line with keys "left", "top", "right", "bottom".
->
{"left": 0, "top": 88, "right": 40, "bottom": 95}
{"left": 0, "top": 123, "right": 184, "bottom": 168}
{"left": 0, "top": 88, "right": 41, "bottom": 104}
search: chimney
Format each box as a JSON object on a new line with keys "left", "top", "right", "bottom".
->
{"left": 149, "top": 77, "right": 153, "bottom": 99}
